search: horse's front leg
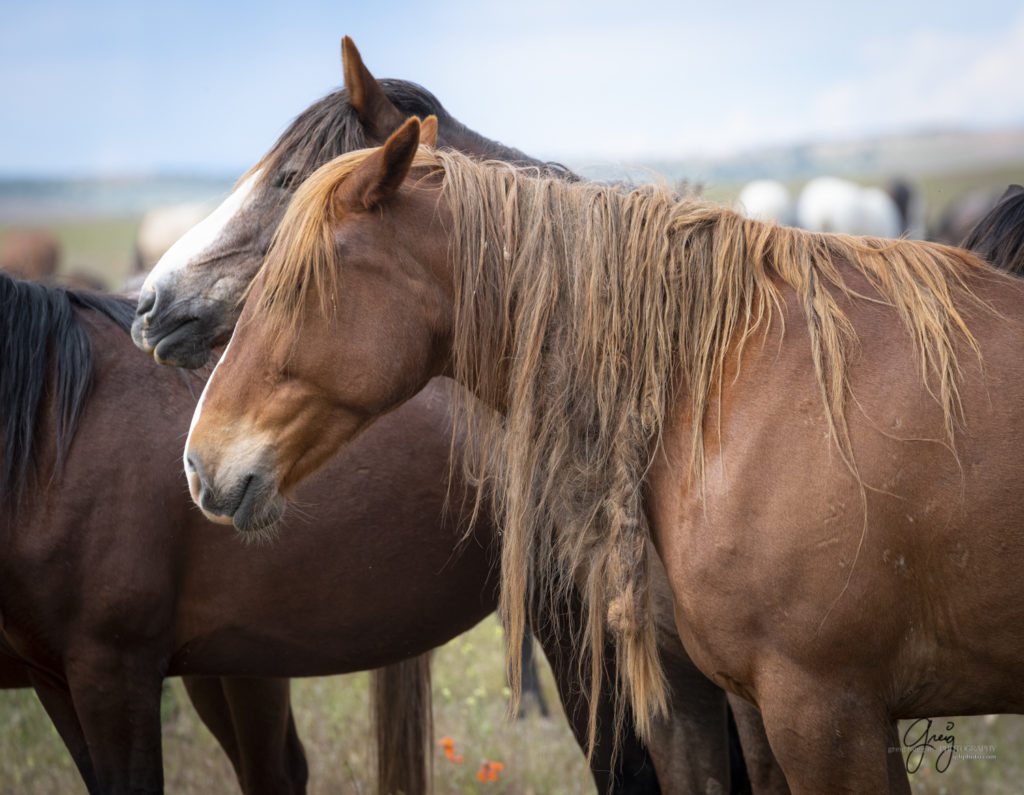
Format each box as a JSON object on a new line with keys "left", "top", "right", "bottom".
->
{"left": 645, "top": 558, "right": 738, "bottom": 794}
{"left": 217, "top": 677, "right": 308, "bottom": 795}
{"left": 63, "top": 642, "right": 165, "bottom": 794}
{"left": 645, "top": 642, "right": 732, "bottom": 794}
{"left": 755, "top": 671, "right": 909, "bottom": 795}
{"left": 530, "top": 581, "right": 662, "bottom": 794}
{"left": 727, "top": 695, "right": 789, "bottom": 794}
{"left": 183, "top": 676, "right": 309, "bottom": 795}
{"left": 28, "top": 672, "right": 101, "bottom": 793}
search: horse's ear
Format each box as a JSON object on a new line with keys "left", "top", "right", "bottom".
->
{"left": 1000, "top": 184, "right": 1024, "bottom": 202}
{"left": 341, "top": 36, "right": 406, "bottom": 141}
{"left": 339, "top": 117, "right": 421, "bottom": 211}
{"left": 420, "top": 115, "right": 438, "bottom": 148}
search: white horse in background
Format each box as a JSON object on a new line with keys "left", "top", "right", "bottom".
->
{"left": 736, "top": 179, "right": 795, "bottom": 225}
{"left": 737, "top": 175, "right": 925, "bottom": 239}
{"left": 796, "top": 176, "right": 925, "bottom": 238}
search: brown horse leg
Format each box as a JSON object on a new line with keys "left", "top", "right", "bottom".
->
{"left": 646, "top": 550, "right": 756, "bottom": 793}
{"left": 182, "top": 677, "right": 244, "bottom": 780}
{"left": 727, "top": 695, "right": 790, "bottom": 794}
{"left": 214, "top": 677, "right": 308, "bottom": 795}
{"left": 645, "top": 607, "right": 748, "bottom": 793}
{"left": 372, "top": 654, "right": 432, "bottom": 795}
{"left": 885, "top": 721, "right": 911, "bottom": 791}
{"left": 28, "top": 674, "right": 101, "bottom": 793}
{"left": 63, "top": 646, "right": 165, "bottom": 793}
{"left": 756, "top": 681, "right": 907, "bottom": 795}
{"left": 645, "top": 658, "right": 732, "bottom": 794}
{"left": 513, "top": 624, "right": 550, "bottom": 718}
{"left": 530, "top": 583, "right": 662, "bottom": 794}
{"left": 644, "top": 626, "right": 733, "bottom": 795}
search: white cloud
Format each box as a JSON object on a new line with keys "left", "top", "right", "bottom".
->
{"left": 808, "top": 12, "right": 1024, "bottom": 139}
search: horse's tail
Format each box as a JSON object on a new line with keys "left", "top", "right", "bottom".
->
{"left": 372, "top": 653, "right": 433, "bottom": 795}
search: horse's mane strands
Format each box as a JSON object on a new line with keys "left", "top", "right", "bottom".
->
{"left": 253, "top": 147, "right": 443, "bottom": 343}
{"left": 431, "top": 148, "right": 991, "bottom": 745}
{"left": 0, "top": 274, "right": 135, "bottom": 511}
{"left": 237, "top": 87, "right": 371, "bottom": 192}
{"left": 234, "top": 78, "right": 547, "bottom": 195}
{"left": 252, "top": 143, "right": 995, "bottom": 752}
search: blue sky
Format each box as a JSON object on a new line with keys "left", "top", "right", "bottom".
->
{"left": 2, "top": 0, "right": 1023, "bottom": 176}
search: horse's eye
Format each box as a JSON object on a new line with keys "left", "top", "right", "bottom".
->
{"left": 272, "top": 170, "right": 300, "bottom": 190}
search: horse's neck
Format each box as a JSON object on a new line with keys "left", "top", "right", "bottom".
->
{"left": 444, "top": 124, "right": 543, "bottom": 169}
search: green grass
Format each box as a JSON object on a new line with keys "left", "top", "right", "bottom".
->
{"left": 0, "top": 216, "right": 140, "bottom": 289}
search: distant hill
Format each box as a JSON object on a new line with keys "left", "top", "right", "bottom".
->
{"left": 572, "top": 127, "right": 1024, "bottom": 189}
{"left": 2, "top": 128, "right": 1023, "bottom": 223}
{"left": 0, "top": 175, "right": 235, "bottom": 222}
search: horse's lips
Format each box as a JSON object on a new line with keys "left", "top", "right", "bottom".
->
{"left": 151, "top": 316, "right": 212, "bottom": 369}
{"left": 230, "top": 473, "right": 286, "bottom": 533}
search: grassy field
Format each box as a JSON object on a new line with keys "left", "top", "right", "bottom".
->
{"left": 3, "top": 619, "right": 1024, "bottom": 793}
{"left": 0, "top": 616, "right": 595, "bottom": 794}
{"left": 0, "top": 215, "right": 140, "bottom": 289}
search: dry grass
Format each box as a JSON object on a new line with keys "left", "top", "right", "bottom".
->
{"left": 4, "top": 617, "right": 1024, "bottom": 792}
{"left": 0, "top": 616, "right": 594, "bottom": 794}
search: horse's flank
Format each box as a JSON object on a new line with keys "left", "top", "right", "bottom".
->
{"left": 254, "top": 143, "right": 998, "bottom": 738}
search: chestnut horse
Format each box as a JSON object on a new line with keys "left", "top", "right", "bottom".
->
{"left": 0, "top": 271, "right": 669, "bottom": 794}
{"left": 185, "top": 119, "right": 1024, "bottom": 793}
{"left": 128, "top": 35, "right": 776, "bottom": 793}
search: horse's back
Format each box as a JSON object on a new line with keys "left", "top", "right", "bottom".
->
{"left": 651, "top": 255, "right": 1024, "bottom": 719}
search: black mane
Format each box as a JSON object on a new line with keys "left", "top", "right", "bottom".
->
{"left": 960, "top": 184, "right": 1024, "bottom": 276}
{"left": 0, "top": 272, "right": 134, "bottom": 509}
{"left": 252, "top": 79, "right": 575, "bottom": 191}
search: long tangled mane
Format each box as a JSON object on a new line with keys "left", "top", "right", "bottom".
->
{"left": 254, "top": 144, "right": 992, "bottom": 747}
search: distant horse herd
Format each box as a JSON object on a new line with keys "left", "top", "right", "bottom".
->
{"left": 2, "top": 35, "right": 1024, "bottom": 795}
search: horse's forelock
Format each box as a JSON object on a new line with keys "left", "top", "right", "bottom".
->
{"left": 240, "top": 78, "right": 473, "bottom": 195}
{"left": 241, "top": 88, "right": 369, "bottom": 193}
{"left": 251, "top": 147, "right": 445, "bottom": 345}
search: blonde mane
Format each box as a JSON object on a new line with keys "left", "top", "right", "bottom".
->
{"left": 256, "top": 143, "right": 991, "bottom": 748}
{"left": 250, "top": 147, "right": 441, "bottom": 340}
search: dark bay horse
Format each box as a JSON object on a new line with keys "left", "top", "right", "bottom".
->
{"left": 126, "top": 35, "right": 775, "bottom": 793}
{"left": 131, "top": 35, "right": 562, "bottom": 370}
{"left": 0, "top": 271, "right": 669, "bottom": 794}
{"left": 184, "top": 119, "right": 1024, "bottom": 793}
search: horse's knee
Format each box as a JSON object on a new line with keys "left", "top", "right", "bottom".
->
{"left": 758, "top": 685, "right": 903, "bottom": 795}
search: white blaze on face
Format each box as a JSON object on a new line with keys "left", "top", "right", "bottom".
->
{"left": 184, "top": 335, "right": 233, "bottom": 498}
{"left": 184, "top": 334, "right": 279, "bottom": 522}
{"left": 141, "top": 169, "right": 263, "bottom": 293}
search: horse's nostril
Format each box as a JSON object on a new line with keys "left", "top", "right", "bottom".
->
{"left": 135, "top": 289, "right": 156, "bottom": 317}
{"left": 185, "top": 454, "right": 198, "bottom": 475}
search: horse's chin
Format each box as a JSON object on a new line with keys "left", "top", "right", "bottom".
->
{"left": 151, "top": 318, "right": 214, "bottom": 369}
{"left": 230, "top": 493, "right": 288, "bottom": 537}
{"left": 198, "top": 509, "right": 236, "bottom": 526}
